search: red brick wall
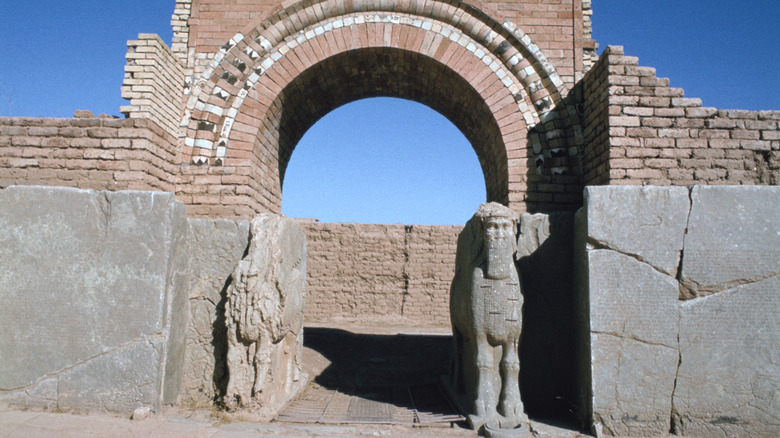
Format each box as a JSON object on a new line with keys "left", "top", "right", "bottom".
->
{"left": 487, "top": 0, "right": 595, "bottom": 86}
{"left": 180, "top": 0, "right": 590, "bottom": 217}
{"left": 121, "top": 34, "right": 186, "bottom": 138}
{"left": 0, "top": 116, "right": 179, "bottom": 191}
{"left": 188, "top": 0, "right": 594, "bottom": 87}
{"left": 582, "top": 46, "right": 780, "bottom": 186}
{"left": 301, "top": 221, "right": 461, "bottom": 327}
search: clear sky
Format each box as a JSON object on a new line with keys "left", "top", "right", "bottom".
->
{"left": 1, "top": 1, "right": 778, "bottom": 224}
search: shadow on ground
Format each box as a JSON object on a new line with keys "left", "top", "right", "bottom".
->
{"left": 304, "top": 327, "right": 451, "bottom": 391}
{"left": 294, "top": 326, "right": 585, "bottom": 435}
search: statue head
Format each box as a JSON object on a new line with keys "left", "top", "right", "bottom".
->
{"left": 474, "top": 202, "right": 518, "bottom": 279}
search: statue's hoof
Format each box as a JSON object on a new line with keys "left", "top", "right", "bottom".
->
{"left": 468, "top": 414, "right": 500, "bottom": 430}
{"left": 467, "top": 414, "right": 485, "bottom": 430}
{"left": 497, "top": 401, "right": 527, "bottom": 428}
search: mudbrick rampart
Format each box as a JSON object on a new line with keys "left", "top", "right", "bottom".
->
{"left": 302, "top": 222, "right": 461, "bottom": 326}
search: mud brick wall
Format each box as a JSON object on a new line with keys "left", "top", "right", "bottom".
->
{"left": 171, "top": 0, "right": 193, "bottom": 62}
{"left": 582, "top": 46, "right": 780, "bottom": 186}
{"left": 580, "top": 43, "right": 611, "bottom": 184}
{"left": 301, "top": 222, "right": 461, "bottom": 327}
{"left": 402, "top": 225, "right": 461, "bottom": 323}
{"left": 0, "top": 116, "right": 179, "bottom": 192}
{"left": 120, "top": 34, "right": 187, "bottom": 138}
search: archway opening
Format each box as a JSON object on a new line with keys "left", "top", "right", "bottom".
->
{"left": 281, "top": 97, "right": 486, "bottom": 225}
{"left": 278, "top": 97, "right": 490, "bottom": 425}
{"left": 259, "top": 48, "right": 524, "bottom": 427}
{"left": 248, "top": 47, "right": 512, "bottom": 214}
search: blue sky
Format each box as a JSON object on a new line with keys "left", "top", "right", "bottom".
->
{"left": 1, "top": 1, "right": 778, "bottom": 224}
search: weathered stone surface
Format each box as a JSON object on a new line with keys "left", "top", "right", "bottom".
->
{"left": 223, "top": 214, "right": 307, "bottom": 419}
{"left": 680, "top": 185, "right": 780, "bottom": 296}
{"left": 674, "top": 275, "right": 780, "bottom": 437}
{"left": 591, "top": 333, "right": 678, "bottom": 437}
{"left": 582, "top": 186, "right": 690, "bottom": 275}
{"left": 0, "top": 186, "right": 189, "bottom": 413}
{"left": 577, "top": 185, "right": 780, "bottom": 437}
{"left": 0, "top": 377, "right": 58, "bottom": 410}
{"left": 58, "top": 339, "right": 164, "bottom": 412}
{"left": 586, "top": 250, "right": 679, "bottom": 436}
{"left": 588, "top": 250, "right": 679, "bottom": 349}
{"left": 182, "top": 218, "right": 250, "bottom": 406}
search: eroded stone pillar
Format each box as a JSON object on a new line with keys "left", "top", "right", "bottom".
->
{"left": 222, "top": 214, "right": 307, "bottom": 420}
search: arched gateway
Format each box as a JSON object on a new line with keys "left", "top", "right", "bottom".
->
{"left": 178, "top": 0, "right": 588, "bottom": 216}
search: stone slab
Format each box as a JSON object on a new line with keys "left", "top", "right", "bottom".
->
{"left": 585, "top": 250, "right": 679, "bottom": 436}
{"left": 181, "top": 218, "right": 250, "bottom": 406}
{"left": 681, "top": 185, "right": 780, "bottom": 293}
{"left": 58, "top": 338, "right": 164, "bottom": 412}
{"left": 588, "top": 250, "right": 679, "bottom": 348}
{"left": 582, "top": 186, "right": 690, "bottom": 275}
{"left": 674, "top": 275, "right": 780, "bottom": 437}
{"left": 591, "top": 333, "right": 678, "bottom": 437}
{"left": 0, "top": 186, "right": 189, "bottom": 413}
{"left": 577, "top": 185, "right": 780, "bottom": 437}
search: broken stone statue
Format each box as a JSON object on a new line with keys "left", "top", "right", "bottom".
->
{"left": 223, "top": 214, "right": 307, "bottom": 419}
{"left": 445, "top": 202, "right": 529, "bottom": 435}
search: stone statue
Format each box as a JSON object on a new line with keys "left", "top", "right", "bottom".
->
{"left": 445, "top": 202, "right": 528, "bottom": 433}
{"left": 223, "top": 214, "right": 307, "bottom": 419}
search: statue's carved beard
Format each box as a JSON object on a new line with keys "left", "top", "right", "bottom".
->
{"left": 485, "top": 237, "right": 514, "bottom": 280}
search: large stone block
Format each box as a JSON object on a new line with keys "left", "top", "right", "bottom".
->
{"left": 576, "top": 186, "right": 686, "bottom": 436}
{"left": 588, "top": 250, "right": 679, "bottom": 349}
{"left": 182, "top": 218, "right": 250, "bottom": 406}
{"left": 674, "top": 275, "right": 780, "bottom": 437}
{"left": 591, "top": 333, "right": 678, "bottom": 436}
{"left": 581, "top": 185, "right": 690, "bottom": 275}
{"left": 0, "top": 186, "right": 189, "bottom": 414}
{"left": 586, "top": 250, "right": 679, "bottom": 436}
{"left": 680, "top": 185, "right": 780, "bottom": 297}
{"left": 577, "top": 185, "right": 780, "bottom": 437}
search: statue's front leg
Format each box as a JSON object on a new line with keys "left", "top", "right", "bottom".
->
{"left": 252, "top": 333, "right": 273, "bottom": 398}
{"left": 224, "top": 325, "right": 250, "bottom": 410}
{"left": 497, "top": 336, "right": 526, "bottom": 428}
{"left": 468, "top": 333, "right": 497, "bottom": 430}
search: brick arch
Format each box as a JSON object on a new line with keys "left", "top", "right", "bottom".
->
{"left": 272, "top": 47, "right": 508, "bottom": 204}
{"left": 182, "top": 0, "right": 584, "bottom": 214}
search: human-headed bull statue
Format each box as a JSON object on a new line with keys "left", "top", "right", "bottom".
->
{"left": 446, "top": 202, "right": 527, "bottom": 432}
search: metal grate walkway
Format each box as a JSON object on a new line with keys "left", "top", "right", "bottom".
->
{"left": 275, "top": 384, "right": 464, "bottom": 426}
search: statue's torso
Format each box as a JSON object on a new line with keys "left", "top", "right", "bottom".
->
{"left": 473, "top": 268, "right": 523, "bottom": 342}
